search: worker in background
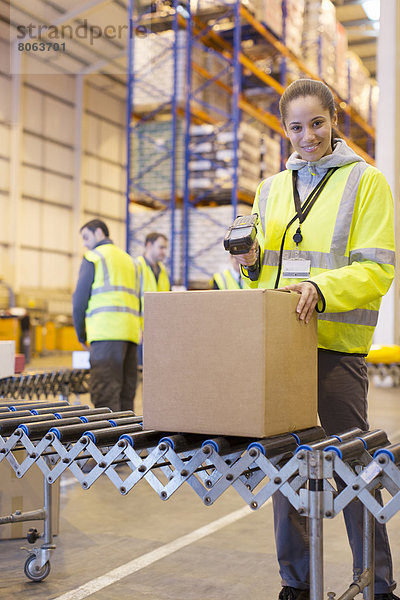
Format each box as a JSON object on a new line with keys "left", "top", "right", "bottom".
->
{"left": 136, "top": 232, "right": 170, "bottom": 304}
{"left": 237, "top": 79, "right": 397, "bottom": 600}
{"left": 210, "top": 254, "right": 243, "bottom": 289}
{"left": 135, "top": 232, "right": 170, "bottom": 366}
{"left": 72, "top": 219, "right": 140, "bottom": 413}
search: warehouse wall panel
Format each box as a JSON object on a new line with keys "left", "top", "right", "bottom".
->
{"left": 109, "top": 219, "right": 126, "bottom": 249}
{"left": 25, "top": 75, "right": 75, "bottom": 103}
{"left": 22, "top": 165, "right": 43, "bottom": 199}
{"left": 43, "top": 172, "right": 73, "bottom": 206}
{"left": 0, "top": 76, "right": 11, "bottom": 123}
{"left": 21, "top": 200, "right": 41, "bottom": 248}
{"left": 19, "top": 249, "right": 41, "bottom": 289}
{"left": 0, "top": 245, "right": 11, "bottom": 283}
{"left": 84, "top": 155, "right": 100, "bottom": 183}
{"left": 99, "top": 161, "right": 122, "bottom": 190}
{"left": 43, "top": 97, "right": 75, "bottom": 145}
{"left": 23, "top": 88, "right": 43, "bottom": 134}
{"left": 86, "top": 85, "right": 125, "bottom": 124}
{"left": 23, "top": 133, "right": 43, "bottom": 165}
{"left": 99, "top": 188, "right": 125, "bottom": 220}
{"left": 99, "top": 120, "right": 122, "bottom": 162}
{"left": 2, "top": 39, "right": 128, "bottom": 297}
{"left": 44, "top": 141, "right": 74, "bottom": 176}
{"left": 0, "top": 195, "right": 10, "bottom": 245}
{"left": 0, "top": 38, "right": 9, "bottom": 74}
{"left": 0, "top": 123, "right": 10, "bottom": 151}
{"left": 80, "top": 77, "right": 127, "bottom": 254}
{"left": 43, "top": 205, "right": 72, "bottom": 253}
{"left": 0, "top": 158, "right": 10, "bottom": 193}
{"left": 83, "top": 114, "right": 100, "bottom": 154}
{"left": 41, "top": 252, "right": 72, "bottom": 289}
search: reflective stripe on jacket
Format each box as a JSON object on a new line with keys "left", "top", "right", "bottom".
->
{"left": 85, "top": 244, "right": 140, "bottom": 344}
{"left": 244, "top": 162, "right": 395, "bottom": 354}
{"left": 212, "top": 269, "right": 242, "bottom": 290}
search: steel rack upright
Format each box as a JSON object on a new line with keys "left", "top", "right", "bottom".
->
{"left": 127, "top": 0, "right": 182, "bottom": 284}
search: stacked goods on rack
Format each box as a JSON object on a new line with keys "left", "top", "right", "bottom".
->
{"left": 335, "top": 22, "right": 348, "bottom": 100}
{"left": 262, "top": 130, "right": 282, "bottom": 179}
{"left": 369, "top": 84, "right": 379, "bottom": 128}
{"left": 190, "top": 0, "right": 257, "bottom": 16}
{"left": 189, "top": 122, "right": 262, "bottom": 197}
{"left": 133, "top": 30, "right": 206, "bottom": 109}
{"left": 130, "top": 118, "right": 185, "bottom": 202}
{"left": 253, "top": 0, "right": 283, "bottom": 37}
{"left": 285, "top": 0, "right": 305, "bottom": 56}
{"left": 346, "top": 50, "right": 376, "bottom": 123}
{"left": 199, "top": 46, "right": 232, "bottom": 121}
{"left": 302, "top": 0, "right": 337, "bottom": 87}
{"left": 133, "top": 30, "right": 185, "bottom": 107}
{"left": 188, "top": 203, "right": 252, "bottom": 285}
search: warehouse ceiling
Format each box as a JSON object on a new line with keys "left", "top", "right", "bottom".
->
{"left": 1, "top": 0, "right": 130, "bottom": 97}
{"left": 332, "top": 0, "right": 379, "bottom": 77}
{"left": 1, "top": 0, "right": 378, "bottom": 89}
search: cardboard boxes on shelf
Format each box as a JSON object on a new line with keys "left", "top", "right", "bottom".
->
{"left": 143, "top": 289, "right": 318, "bottom": 437}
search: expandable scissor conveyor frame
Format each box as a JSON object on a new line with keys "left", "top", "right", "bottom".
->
{"left": 1, "top": 399, "right": 400, "bottom": 599}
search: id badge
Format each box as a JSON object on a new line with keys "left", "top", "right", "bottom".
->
{"left": 282, "top": 258, "right": 311, "bottom": 278}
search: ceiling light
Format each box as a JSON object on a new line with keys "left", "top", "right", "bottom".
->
{"left": 362, "top": 0, "right": 380, "bottom": 22}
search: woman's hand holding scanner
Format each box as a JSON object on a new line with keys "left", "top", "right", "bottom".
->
{"left": 279, "top": 281, "right": 320, "bottom": 324}
{"left": 235, "top": 238, "right": 259, "bottom": 268}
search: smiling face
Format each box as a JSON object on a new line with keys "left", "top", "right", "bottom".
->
{"left": 283, "top": 95, "right": 337, "bottom": 162}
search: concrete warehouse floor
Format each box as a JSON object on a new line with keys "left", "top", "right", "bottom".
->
{"left": 0, "top": 354, "right": 399, "bottom": 600}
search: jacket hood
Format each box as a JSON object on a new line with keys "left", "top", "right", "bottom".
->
{"left": 286, "top": 138, "right": 364, "bottom": 174}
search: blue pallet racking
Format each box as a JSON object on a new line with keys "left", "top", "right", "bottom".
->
{"left": 127, "top": 0, "right": 376, "bottom": 288}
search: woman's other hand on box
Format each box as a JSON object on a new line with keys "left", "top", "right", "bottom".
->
{"left": 278, "top": 282, "right": 320, "bottom": 324}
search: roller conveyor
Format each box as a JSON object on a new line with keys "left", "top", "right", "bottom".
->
{"left": 2, "top": 401, "right": 400, "bottom": 599}
{"left": 0, "top": 368, "right": 90, "bottom": 400}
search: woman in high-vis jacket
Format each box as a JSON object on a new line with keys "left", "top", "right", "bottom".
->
{"left": 237, "top": 79, "right": 397, "bottom": 600}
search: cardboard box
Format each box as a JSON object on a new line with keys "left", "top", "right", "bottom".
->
{"left": 143, "top": 289, "right": 318, "bottom": 438}
{"left": 72, "top": 351, "right": 90, "bottom": 369}
{"left": 0, "top": 340, "right": 15, "bottom": 379}
{"left": 0, "top": 450, "right": 60, "bottom": 540}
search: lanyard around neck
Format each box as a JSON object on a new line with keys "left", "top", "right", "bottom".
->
{"left": 273, "top": 167, "right": 338, "bottom": 289}
{"left": 292, "top": 167, "right": 338, "bottom": 225}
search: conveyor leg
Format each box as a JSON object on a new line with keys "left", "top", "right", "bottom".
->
{"left": 363, "top": 505, "right": 374, "bottom": 599}
{"left": 309, "top": 493, "right": 324, "bottom": 600}
{"left": 24, "top": 464, "right": 56, "bottom": 582}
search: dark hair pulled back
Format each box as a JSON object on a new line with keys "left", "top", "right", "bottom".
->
{"left": 279, "top": 79, "right": 340, "bottom": 142}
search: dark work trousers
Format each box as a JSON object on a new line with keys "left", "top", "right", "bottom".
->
{"left": 272, "top": 349, "right": 396, "bottom": 594}
{"left": 89, "top": 340, "right": 138, "bottom": 413}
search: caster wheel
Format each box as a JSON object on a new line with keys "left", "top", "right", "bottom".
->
{"left": 24, "top": 554, "right": 51, "bottom": 582}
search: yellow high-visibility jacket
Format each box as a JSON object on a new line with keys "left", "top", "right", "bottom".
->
{"left": 212, "top": 269, "right": 242, "bottom": 290}
{"left": 85, "top": 244, "right": 140, "bottom": 344}
{"left": 136, "top": 256, "right": 170, "bottom": 328}
{"left": 242, "top": 161, "right": 395, "bottom": 354}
